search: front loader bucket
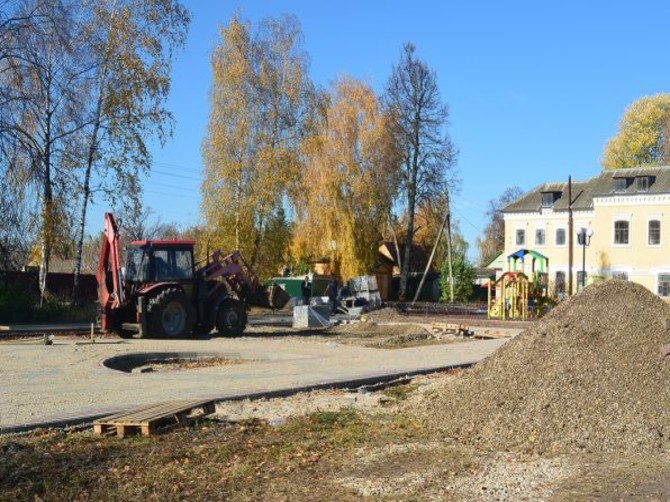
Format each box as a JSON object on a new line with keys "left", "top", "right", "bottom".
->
{"left": 250, "top": 282, "right": 291, "bottom": 310}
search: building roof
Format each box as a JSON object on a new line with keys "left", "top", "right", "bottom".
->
{"left": 503, "top": 165, "right": 670, "bottom": 213}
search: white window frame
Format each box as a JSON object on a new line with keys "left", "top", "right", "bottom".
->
{"left": 637, "top": 176, "right": 649, "bottom": 192}
{"left": 534, "top": 228, "right": 546, "bottom": 247}
{"left": 647, "top": 218, "right": 661, "bottom": 247}
{"left": 658, "top": 272, "right": 670, "bottom": 297}
{"left": 515, "top": 228, "right": 525, "bottom": 246}
{"left": 555, "top": 227, "right": 567, "bottom": 247}
{"left": 611, "top": 270, "right": 629, "bottom": 280}
{"left": 614, "top": 177, "right": 627, "bottom": 193}
{"left": 612, "top": 216, "right": 631, "bottom": 247}
{"left": 554, "top": 270, "right": 567, "bottom": 297}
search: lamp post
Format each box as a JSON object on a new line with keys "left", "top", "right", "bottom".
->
{"left": 576, "top": 227, "right": 593, "bottom": 290}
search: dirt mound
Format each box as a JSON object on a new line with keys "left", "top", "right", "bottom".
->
{"left": 414, "top": 280, "right": 670, "bottom": 454}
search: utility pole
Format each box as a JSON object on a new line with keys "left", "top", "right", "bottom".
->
{"left": 568, "top": 176, "right": 574, "bottom": 296}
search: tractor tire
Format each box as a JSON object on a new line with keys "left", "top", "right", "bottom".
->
{"left": 216, "top": 299, "right": 247, "bottom": 337}
{"left": 148, "top": 288, "right": 195, "bottom": 338}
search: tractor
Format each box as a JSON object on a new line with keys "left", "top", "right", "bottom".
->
{"left": 96, "top": 212, "right": 289, "bottom": 338}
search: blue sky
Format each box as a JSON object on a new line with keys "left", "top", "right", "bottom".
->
{"left": 89, "top": 1, "right": 670, "bottom": 261}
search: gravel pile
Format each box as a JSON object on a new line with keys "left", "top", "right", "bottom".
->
{"left": 414, "top": 280, "right": 670, "bottom": 454}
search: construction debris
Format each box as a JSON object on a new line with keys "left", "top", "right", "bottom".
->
{"left": 431, "top": 322, "right": 471, "bottom": 337}
{"left": 413, "top": 280, "right": 670, "bottom": 454}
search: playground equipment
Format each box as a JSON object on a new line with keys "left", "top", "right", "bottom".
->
{"left": 487, "top": 249, "right": 549, "bottom": 320}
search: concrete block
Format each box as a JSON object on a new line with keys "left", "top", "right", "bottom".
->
{"left": 293, "top": 305, "right": 330, "bottom": 328}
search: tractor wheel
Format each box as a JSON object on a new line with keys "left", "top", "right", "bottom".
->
{"left": 216, "top": 299, "right": 247, "bottom": 337}
{"left": 115, "top": 329, "right": 135, "bottom": 339}
{"left": 148, "top": 288, "right": 195, "bottom": 338}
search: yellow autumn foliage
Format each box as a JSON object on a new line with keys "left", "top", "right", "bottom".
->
{"left": 602, "top": 93, "right": 670, "bottom": 169}
{"left": 292, "top": 76, "right": 401, "bottom": 281}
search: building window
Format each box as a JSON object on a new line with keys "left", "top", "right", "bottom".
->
{"left": 554, "top": 271, "right": 566, "bottom": 297}
{"left": 649, "top": 220, "right": 661, "bottom": 245}
{"left": 614, "top": 177, "right": 628, "bottom": 193}
{"left": 577, "top": 271, "right": 587, "bottom": 290}
{"left": 541, "top": 192, "right": 554, "bottom": 207}
{"left": 637, "top": 176, "right": 649, "bottom": 192}
{"left": 516, "top": 229, "right": 525, "bottom": 246}
{"left": 659, "top": 274, "right": 670, "bottom": 296}
{"left": 555, "top": 228, "right": 566, "bottom": 246}
{"left": 614, "top": 220, "right": 629, "bottom": 245}
{"left": 612, "top": 271, "right": 629, "bottom": 280}
{"left": 535, "top": 229, "right": 546, "bottom": 246}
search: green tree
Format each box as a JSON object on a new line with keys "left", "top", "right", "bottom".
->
{"left": 384, "top": 43, "right": 457, "bottom": 298}
{"left": 202, "top": 14, "right": 312, "bottom": 278}
{"left": 440, "top": 251, "right": 474, "bottom": 303}
{"left": 602, "top": 93, "right": 670, "bottom": 168}
{"left": 476, "top": 186, "right": 523, "bottom": 266}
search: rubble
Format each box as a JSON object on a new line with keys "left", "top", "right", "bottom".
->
{"left": 413, "top": 280, "right": 670, "bottom": 454}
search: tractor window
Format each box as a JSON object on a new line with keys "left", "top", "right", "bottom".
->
{"left": 174, "top": 250, "right": 194, "bottom": 280}
{"left": 125, "top": 248, "right": 150, "bottom": 282}
{"left": 154, "top": 249, "right": 171, "bottom": 281}
{"left": 153, "top": 248, "right": 193, "bottom": 281}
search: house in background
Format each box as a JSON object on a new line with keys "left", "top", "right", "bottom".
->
{"left": 503, "top": 166, "right": 670, "bottom": 298}
{"left": 376, "top": 242, "right": 440, "bottom": 301}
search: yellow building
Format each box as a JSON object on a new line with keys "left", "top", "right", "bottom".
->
{"left": 503, "top": 166, "right": 670, "bottom": 298}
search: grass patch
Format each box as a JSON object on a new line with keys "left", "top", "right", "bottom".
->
{"left": 382, "top": 383, "right": 420, "bottom": 402}
{"left": 0, "top": 410, "right": 429, "bottom": 501}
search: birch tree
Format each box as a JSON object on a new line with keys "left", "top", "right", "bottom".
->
{"left": 293, "top": 76, "right": 400, "bottom": 279}
{"left": 70, "top": 0, "right": 189, "bottom": 302}
{"left": 0, "top": 0, "right": 86, "bottom": 300}
{"left": 384, "top": 43, "right": 457, "bottom": 299}
{"left": 202, "top": 14, "right": 312, "bottom": 278}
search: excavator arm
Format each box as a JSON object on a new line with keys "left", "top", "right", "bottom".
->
{"left": 96, "top": 212, "right": 125, "bottom": 330}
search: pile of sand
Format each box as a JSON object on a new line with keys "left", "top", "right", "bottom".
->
{"left": 414, "top": 280, "right": 670, "bottom": 454}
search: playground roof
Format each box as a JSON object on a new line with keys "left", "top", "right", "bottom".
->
{"left": 507, "top": 249, "right": 548, "bottom": 262}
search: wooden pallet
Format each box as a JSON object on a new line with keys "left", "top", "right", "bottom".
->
{"left": 93, "top": 399, "right": 215, "bottom": 438}
{"left": 432, "top": 322, "right": 470, "bottom": 336}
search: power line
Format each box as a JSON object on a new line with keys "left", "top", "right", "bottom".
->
{"left": 451, "top": 205, "right": 481, "bottom": 234}
{"left": 150, "top": 169, "right": 202, "bottom": 182}
{"left": 154, "top": 161, "right": 202, "bottom": 174}
{"left": 148, "top": 180, "right": 201, "bottom": 193}
{"left": 144, "top": 189, "right": 201, "bottom": 199}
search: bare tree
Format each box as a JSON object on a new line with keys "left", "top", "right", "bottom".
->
{"left": 70, "top": 0, "right": 189, "bottom": 303}
{"left": 476, "top": 186, "right": 523, "bottom": 266}
{"left": 384, "top": 43, "right": 457, "bottom": 299}
{"left": 0, "top": 0, "right": 88, "bottom": 301}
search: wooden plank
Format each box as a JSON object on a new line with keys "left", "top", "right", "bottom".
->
{"left": 99, "top": 400, "right": 212, "bottom": 424}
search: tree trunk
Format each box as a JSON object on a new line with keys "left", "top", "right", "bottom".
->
{"left": 388, "top": 216, "right": 402, "bottom": 272}
{"left": 72, "top": 98, "right": 102, "bottom": 304}
{"left": 39, "top": 172, "right": 53, "bottom": 307}
{"left": 400, "top": 187, "right": 415, "bottom": 300}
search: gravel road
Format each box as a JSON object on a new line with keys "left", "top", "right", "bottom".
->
{"left": 0, "top": 325, "right": 513, "bottom": 430}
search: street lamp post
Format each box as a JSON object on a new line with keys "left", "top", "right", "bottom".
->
{"left": 577, "top": 227, "right": 593, "bottom": 290}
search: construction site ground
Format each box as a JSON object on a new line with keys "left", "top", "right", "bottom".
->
{"left": 0, "top": 313, "right": 517, "bottom": 432}
{"left": 5, "top": 288, "right": 669, "bottom": 501}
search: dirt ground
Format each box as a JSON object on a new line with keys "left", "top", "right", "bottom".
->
{"left": 3, "top": 304, "right": 670, "bottom": 500}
